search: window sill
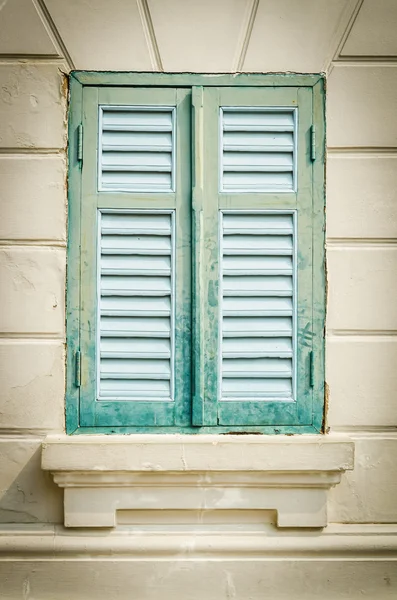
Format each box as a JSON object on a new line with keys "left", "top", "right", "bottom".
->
{"left": 42, "top": 434, "right": 354, "bottom": 529}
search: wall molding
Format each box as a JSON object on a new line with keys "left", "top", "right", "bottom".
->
{"left": 1, "top": 523, "right": 397, "bottom": 559}
{"left": 324, "top": 0, "right": 364, "bottom": 73}
{"left": 330, "top": 61, "right": 397, "bottom": 68}
{"left": 233, "top": 0, "right": 259, "bottom": 72}
{"left": 32, "top": 0, "right": 75, "bottom": 70}
{"left": 136, "top": 0, "right": 163, "bottom": 71}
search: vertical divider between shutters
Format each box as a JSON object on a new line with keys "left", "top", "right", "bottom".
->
{"left": 201, "top": 87, "right": 221, "bottom": 426}
{"left": 191, "top": 86, "right": 205, "bottom": 425}
{"left": 174, "top": 88, "right": 193, "bottom": 427}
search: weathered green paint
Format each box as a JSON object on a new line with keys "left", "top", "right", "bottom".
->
{"left": 66, "top": 73, "right": 326, "bottom": 435}
{"left": 191, "top": 86, "right": 205, "bottom": 426}
{"left": 173, "top": 88, "right": 193, "bottom": 427}
{"left": 97, "top": 195, "right": 177, "bottom": 210}
{"left": 198, "top": 85, "right": 317, "bottom": 428}
{"left": 67, "top": 85, "right": 192, "bottom": 430}
{"left": 71, "top": 71, "right": 322, "bottom": 88}
{"left": 72, "top": 425, "right": 322, "bottom": 435}
{"left": 311, "top": 78, "right": 326, "bottom": 433}
{"left": 65, "top": 74, "right": 83, "bottom": 434}
{"left": 199, "top": 86, "right": 221, "bottom": 425}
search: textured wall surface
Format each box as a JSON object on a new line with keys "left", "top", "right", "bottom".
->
{"left": 0, "top": 0, "right": 396, "bottom": 597}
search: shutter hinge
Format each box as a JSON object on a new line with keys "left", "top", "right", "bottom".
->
{"left": 75, "top": 350, "right": 81, "bottom": 387}
{"left": 309, "top": 350, "right": 314, "bottom": 387}
{"left": 310, "top": 125, "right": 316, "bottom": 161}
{"left": 77, "top": 124, "right": 83, "bottom": 163}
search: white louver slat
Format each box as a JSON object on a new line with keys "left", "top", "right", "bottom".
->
{"left": 99, "top": 108, "right": 175, "bottom": 192}
{"left": 221, "top": 109, "right": 296, "bottom": 192}
{"left": 220, "top": 212, "right": 296, "bottom": 401}
{"left": 98, "top": 211, "right": 174, "bottom": 400}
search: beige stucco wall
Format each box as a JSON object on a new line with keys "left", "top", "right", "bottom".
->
{"left": 0, "top": 0, "right": 397, "bottom": 597}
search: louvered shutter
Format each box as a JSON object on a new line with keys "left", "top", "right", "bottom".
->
{"left": 99, "top": 107, "right": 175, "bottom": 192}
{"left": 76, "top": 87, "right": 191, "bottom": 429}
{"left": 99, "top": 211, "right": 174, "bottom": 401}
{"left": 221, "top": 109, "right": 295, "bottom": 192}
{"left": 221, "top": 212, "right": 295, "bottom": 402}
{"left": 193, "top": 85, "right": 322, "bottom": 429}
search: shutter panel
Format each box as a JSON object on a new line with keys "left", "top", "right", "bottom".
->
{"left": 75, "top": 86, "right": 191, "bottom": 430}
{"left": 98, "top": 211, "right": 174, "bottom": 401}
{"left": 100, "top": 107, "right": 175, "bottom": 192}
{"left": 194, "top": 85, "right": 319, "bottom": 429}
{"left": 221, "top": 212, "right": 295, "bottom": 401}
{"left": 221, "top": 109, "right": 296, "bottom": 192}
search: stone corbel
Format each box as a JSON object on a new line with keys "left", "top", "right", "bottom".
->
{"left": 42, "top": 434, "right": 354, "bottom": 529}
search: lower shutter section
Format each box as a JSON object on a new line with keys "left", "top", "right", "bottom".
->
{"left": 220, "top": 212, "right": 295, "bottom": 403}
{"left": 98, "top": 211, "right": 174, "bottom": 401}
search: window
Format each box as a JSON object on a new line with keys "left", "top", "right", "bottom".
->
{"left": 66, "top": 73, "right": 325, "bottom": 434}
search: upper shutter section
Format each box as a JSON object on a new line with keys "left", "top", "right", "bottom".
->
{"left": 98, "top": 211, "right": 174, "bottom": 401}
{"left": 221, "top": 109, "right": 296, "bottom": 192}
{"left": 99, "top": 107, "right": 175, "bottom": 192}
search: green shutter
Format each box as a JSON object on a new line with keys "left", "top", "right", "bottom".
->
{"left": 75, "top": 86, "right": 192, "bottom": 429}
{"left": 66, "top": 74, "right": 325, "bottom": 434}
{"left": 192, "top": 85, "right": 324, "bottom": 429}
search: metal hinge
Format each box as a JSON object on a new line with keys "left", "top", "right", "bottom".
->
{"left": 309, "top": 350, "right": 314, "bottom": 387}
{"left": 310, "top": 125, "right": 316, "bottom": 161}
{"left": 75, "top": 350, "right": 81, "bottom": 387}
{"left": 77, "top": 124, "right": 83, "bottom": 162}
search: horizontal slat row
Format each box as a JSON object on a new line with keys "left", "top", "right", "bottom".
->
{"left": 221, "top": 212, "right": 295, "bottom": 401}
{"left": 221, "top": 109, "right": 296, "bottom": 192}
{"left": 98, "top": 212, "right": 173, "bottom": 400}
{"left": 100, "top": 108, "right": 174, "bottom": 192}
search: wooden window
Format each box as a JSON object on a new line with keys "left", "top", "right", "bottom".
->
{"left": 67, "top": 74, "right": 325, "bottom": 434}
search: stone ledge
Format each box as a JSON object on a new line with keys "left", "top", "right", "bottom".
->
{"left": 42, "top": 434, "right": 354, "bottom": 529}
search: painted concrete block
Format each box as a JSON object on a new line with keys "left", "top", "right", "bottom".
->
{"left": 0, "top": 341, "right": 65, "bottom": 431}
{"left": 0, "top": 156, "right": 66, "bottom": 241}
{"left": 0, "top": 65, "right": 66, "bottom": 149}
{"left": 342, "top": 0, "right": 397, "bottom": 57}
{"left": 149, "top": 0, "right": 248, "bottom": 71}
{"left": 327, "top": 247, "right": 397, "bottom": 331}
{"left": 0, "top": 439, "right": 63, "bottom": 524}
{"left": 327, "top": 66, "right": 397, "bottom": 147}
{"left": 327, "top": 155, "right": 397, "bottom": 239}
{"left": 0, "top": 247, "right": 65, "bottom": 336}
{"left": 244, "top": 0, "right": 346, "bottom": 72}
{"left": 329, "top": 436, "right": 397, "bottom": 523}
{"left": 326, "top": 338, "right": 397, "bottom": 427}
{"left": 45, "top": 0, "right": 151, "bottom": 71}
